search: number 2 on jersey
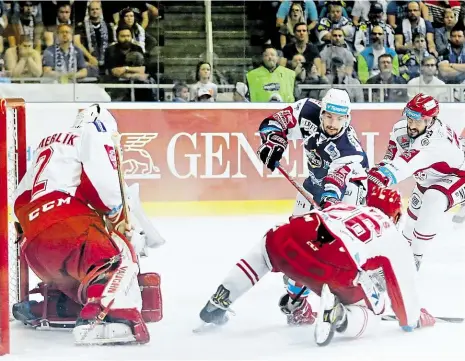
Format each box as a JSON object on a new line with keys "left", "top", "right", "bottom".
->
{"left": 32, "top": 148, "right": 54, "bottom": 198}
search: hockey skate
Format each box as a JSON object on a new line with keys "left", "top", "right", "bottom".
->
{"left": 452, "top": 204, "right": 465, "bottom": 224}
{"left": 12, "top": 283, "right": 81, "bottom": 329}
{"left": 279, "top": 293, "right": 316, "bottom": 326}
{"left": 314, "top": 284, "right": 348, "bottom": 346}
{"left": 194, "top": 285, "right": 233, "bottom": 333}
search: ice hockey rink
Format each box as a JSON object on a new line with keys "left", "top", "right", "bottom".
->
{"left": 6, "top": 212, "right": 465, "bottom": 361}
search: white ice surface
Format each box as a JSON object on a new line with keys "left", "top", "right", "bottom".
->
{"left": 6, "top": 214, "right": 465, "bottom": 361}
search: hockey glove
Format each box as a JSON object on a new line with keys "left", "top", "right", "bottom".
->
{"left": 257, "top": 131, "right": 288, "bottom": 171}
{"left": 401, "top": 308, "right": 435, "bottom": 332}
{"left": 319, "top": 191, "right": 340, "bottom": 209}
{"left": 367, "top": 167, "right": 391, "bottom": 194}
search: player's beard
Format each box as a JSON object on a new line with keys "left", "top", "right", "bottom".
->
{"left": 407, "top": 126, "right": 420, "bottom": 138}
{"left": 324, "top": 125, "right": 341, "bottom": 136}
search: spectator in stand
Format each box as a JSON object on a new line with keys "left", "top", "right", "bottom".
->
{"left": 322, "top": 57, "right": 363, "bottom": 103}
{"left": 408, "top": 56, "right": 450, "bottom": 101}
{"left": 351, "top": 0, "right": 387, "bottom": 26}
{"left": 366, "top": 53, "right": 407, "bottom": 102}
{"left": 246, "top": 46, "right": 296, "bottom": 102}
{"left": 281, "top": 22, "right": 323, "bottom": 76}
{"left": 357, "top": 25, "right": 399, "bottom": 83}
{"left": 278, "top": 2, "right": 306, "bottom": 49}
{"left": 394, "top": 1, "right": 437, "bottom": 56}
{"left": 354, "top": 2, "right": 395, "bottom": 55}
{"left": 116, "top": 7, "right": 145, "bottom": 53}
{"left": 74, "top": 1, "right": 114, "bottom": 77}
{"left": 435, "top": 9, "right": 458, "bottom": 55}
{"left": 105, "top": 2, "right": 159, "bottom": 29}
{"left": 6, "top": 1, "right": 42, "bottom": 52}
{"left": 317, "top": 2, "right": 355, "bottom": 47}
{"left": 172, "top": 82, "right": 189, "bottom": 102}
{"left": 399, "top": 32, "right": 430, "bottom": 81}
{"left": 387, "top": 0, "right": 428, "bottom": 29}
{"left": 320, "top": 28, "right": 355, "bottom": 75}
{"left": 0, "top": 3, "right": 5, "bottom": 56}
{"left": 43, "top": 2, "right": 74, "bottom": 48}
{"left": 276, "top": 0, "right": 318, "bottom": 35}
{"left": 318, "top": 1, "right": 349, "bottom": 18}
{"left": 298, "top": 63, "right": 329, "bottom": 100}
{"left": 189, "top": 61, "right": 218, "bottom": 102}
{"left": 290, "top": 53, "right": 307, "bottom": 84}
{"left": 196, "top": 87, "right": 213, "bottom": 102}
{"left": 104, "top": 24, "right": 147, "bottom": 82}
{"left": 42, "top": 23, "right": 87, "bottom": 83}
{"left": 4, "top": 34, "right": 42, "bottom": 77}
{"left": 423, "top": 0, "right": 461, "bottom": 26}
{"left": 233, "top": 82, "right": 249, "bottom": 102}
{"left": 438, "top": 27, "right": 465, "bottom": 83}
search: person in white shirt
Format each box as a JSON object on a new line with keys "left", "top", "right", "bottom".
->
{"left": 407, "top": 56, "right": 450, "bottom": 101}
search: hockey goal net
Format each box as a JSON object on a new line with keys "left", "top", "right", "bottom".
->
{"left": 0, "top": 98, "right": 28, "bottom": 356}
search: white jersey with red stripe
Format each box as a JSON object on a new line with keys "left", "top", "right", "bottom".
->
{"left": 316, "top": 204, "right": 421, "bottom": 327}
{"left": 380, "top": 118, "right": 465, "bottom": 187}
{"left": 13, "top": 121, "right": 124, "bottom": 239}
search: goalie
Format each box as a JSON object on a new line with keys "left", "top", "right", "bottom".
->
{"left": 12, "top": 104, "right": 165, "bottom": 345}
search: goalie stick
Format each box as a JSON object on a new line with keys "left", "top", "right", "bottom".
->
{"left": 79, "top": 132, "right": 135, "bottom": 342}
{"left": 381, "top": 315, "right": 464, "bottom": 324}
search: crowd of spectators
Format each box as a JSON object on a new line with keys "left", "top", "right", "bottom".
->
{"left": 244, "top": 0, "right": 465, "bottom": 103}
{"left": 0, "top": 1, "right": 464, "bottom": 102}
{"left": 0, "top": 0, "right": 160, "bottom": 99}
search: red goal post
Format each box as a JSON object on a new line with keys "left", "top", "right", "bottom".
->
{"left": 0, "top": 98, "right": 28, "bottom": 356}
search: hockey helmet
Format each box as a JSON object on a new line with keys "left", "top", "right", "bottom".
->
{"left": 404, "top": 93, "right": 439, "bottom": 122}
{"left": 320, "top": 88, "right": 352, "bottom": 128}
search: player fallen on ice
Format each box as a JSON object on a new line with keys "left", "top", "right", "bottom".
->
{"left": 197, "top": 188, "right": 435, "bottom": 346}
{"left": 12, "top": 104, "right": 165, "bottom": 345}
{"left": 256, "top": 88, "right": 370, "bottom": 325}
{"left": 367, "top": 93, "right": 465, "bottom": 271}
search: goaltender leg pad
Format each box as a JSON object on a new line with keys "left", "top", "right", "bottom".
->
{"left": 138, "top": 273, "right": 163, "bottom": 322}
{"left": 74, "top": 284, "right": 149, "bottom": 345}
{"left": 127, "top": 183, "right": 166, "bottom": 248}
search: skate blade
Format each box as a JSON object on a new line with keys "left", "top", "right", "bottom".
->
{"left": 192, "top": 321, "right": 222, "bottom": 334}
{"left": 314, "top": 284, "right": 336, "bottom": 347}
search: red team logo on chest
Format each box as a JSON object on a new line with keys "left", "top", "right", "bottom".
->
{"left": 104, "top": 145, "right": 118, "bottom": 170}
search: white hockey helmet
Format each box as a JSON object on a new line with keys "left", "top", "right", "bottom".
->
{"left": 320, "top": 88, "right": 352, "bottom": 126}
{"left": 73, "top": 104, "right": 118, "bottom": 133}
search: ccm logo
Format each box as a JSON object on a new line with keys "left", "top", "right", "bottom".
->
{"left": 28, "top": 197, "right": 71, "bottom": 221}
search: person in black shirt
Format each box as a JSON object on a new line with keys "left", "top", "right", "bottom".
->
{"left": 281, "top": 22, "right": 323, "bottom": 76}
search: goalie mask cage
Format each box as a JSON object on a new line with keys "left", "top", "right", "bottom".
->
{"left": 0, "top": 98, "right": 27, "bottom": 356}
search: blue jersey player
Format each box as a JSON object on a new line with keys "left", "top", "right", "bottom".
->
{"left": 257, "top": 89, "right": 370, "bottom": 325}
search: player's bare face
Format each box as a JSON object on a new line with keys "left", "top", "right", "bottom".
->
{"left": 407, "top": 117, "right": 426, "bottom": 138}
{"left": 322, "top": 112, "right": 345, "bottom": 136}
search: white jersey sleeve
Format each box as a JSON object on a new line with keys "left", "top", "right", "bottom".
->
{"left": 378, "top": 119, "right": 465, "bottom": 187}
{"left": 77, "top": 126, "right": 123, "bottom": 218}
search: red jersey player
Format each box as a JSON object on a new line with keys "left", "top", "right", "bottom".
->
{"left": 13, "top": 104, "right": 163, "bottom": 345}
{"left": 367, "top": 93, "right": 465, "bottom": 270}
{"left": 197, "top": 188, "right": 435, "bottom": 346}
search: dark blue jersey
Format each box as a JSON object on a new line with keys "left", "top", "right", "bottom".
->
{"left": 259, "top": 98, "right": 369, "bottom": 202}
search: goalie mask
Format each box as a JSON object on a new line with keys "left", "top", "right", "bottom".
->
{"left": 73, "top": 104, "right": 118, "bottom": 133}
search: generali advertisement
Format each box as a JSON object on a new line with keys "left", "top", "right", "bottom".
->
{"left": 25, "top": 103, "right": 465, "bottom": 214}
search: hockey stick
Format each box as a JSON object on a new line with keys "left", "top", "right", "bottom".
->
{"left": 276, "top": 163, "right": 320, "bottom": 209}
{"left": 275, "top": 163, "right": 320, "bottom": 303}
{"left": 381, "top": 315, "right": 464, "bottom": 324}
{"left": 111, "top": 132, "right": 132, "bottom": 230}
